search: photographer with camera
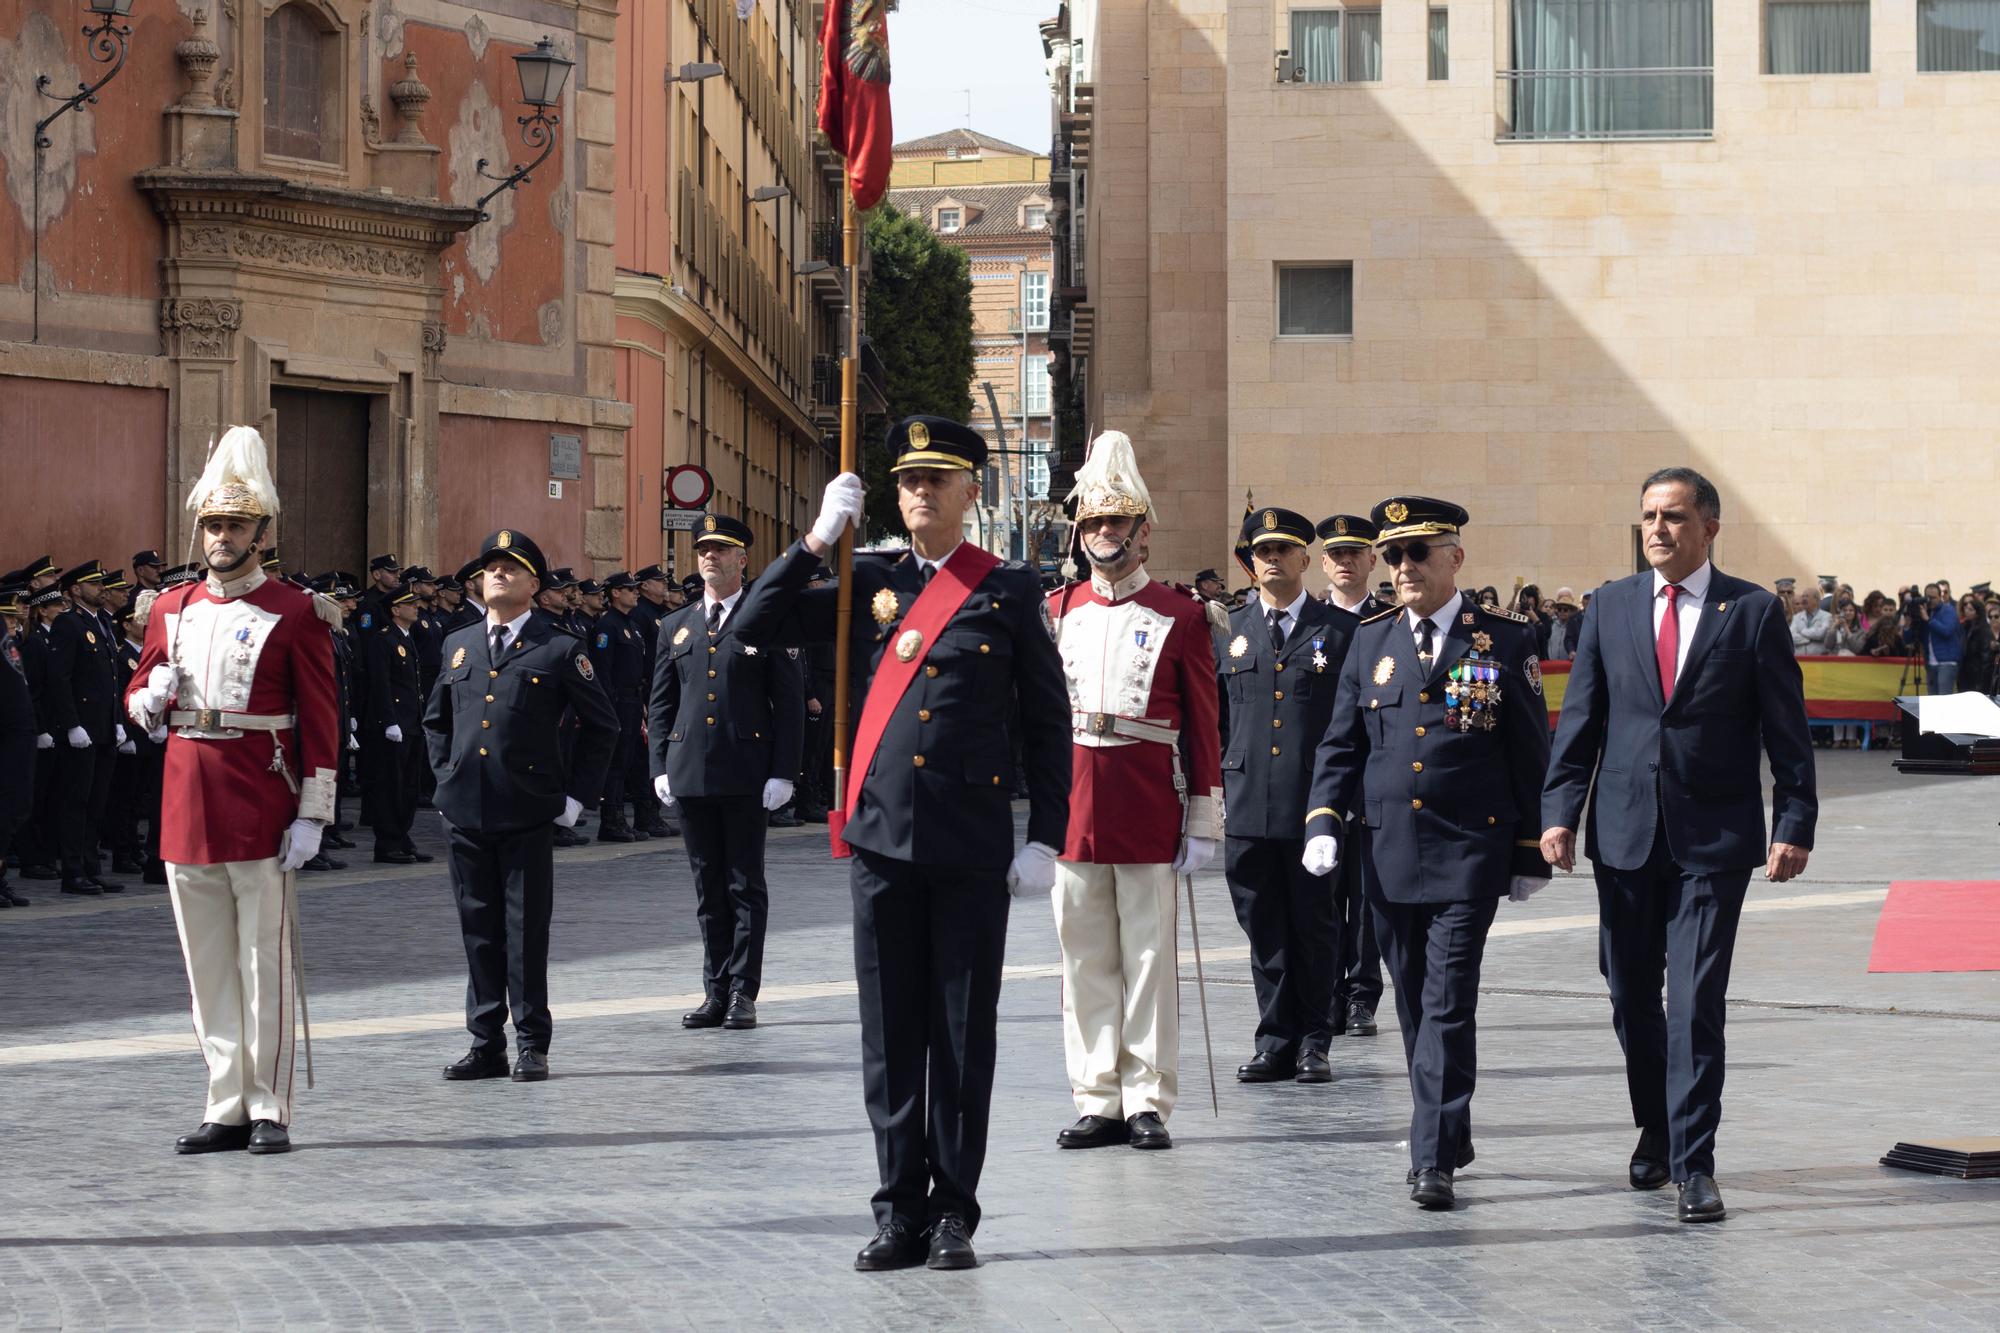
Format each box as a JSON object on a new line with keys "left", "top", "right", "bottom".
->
{"left": 1902, "top": 583, "right": 1959, "bottom": 694}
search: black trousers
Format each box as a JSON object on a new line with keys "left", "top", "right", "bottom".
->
{"left": 622, "top": 701, "right": 658, "bottom": 826}
{"left": 52, "top": 741, "right": 112, "bottom": 881}
{"left": 678, "top": 795, "right": 770, "bottom": 998}
{"left": 447, "top": 821, "right": 556, "bottom": 1054}
{"left": 1334, "top": 828, "right": 1384, "bottom": 1010}
{"left": 1595, "top": 834, "right": 1751, "bottom": 1182}
{"left": 851, "top": 848, "right": 1010, "bottom": 1234}
{"left": 598, "top": 696, "right": 639, "bottom": 826}
{"left": 1224, "top": 834, "right": 1341, "bottom": 1058}
{"left": 21, "top": 741, "right": 59, "bottom": 868}
{"left": 106, "top": 748, "right": 143, "bottom": 856}
{"left": 366, "top": 734, "right": 422, "bottom": 850}
{"left": 1367, "top": 842, "right": 1499, "bottom": 1173}
{"left": 798, "top": 713, "right": 833, "bottom": 814}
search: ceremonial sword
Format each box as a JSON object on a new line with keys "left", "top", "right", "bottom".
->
{"left": 1183, "top": 873, "right": 1220, "bottom": 1117}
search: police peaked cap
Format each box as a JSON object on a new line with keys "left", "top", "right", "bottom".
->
{"left": 1316, "top": 514, "right": 1379, "bottom": 549}
{"left": 1371, "top": 496, "right": 1470, "bottom": 544}
{"left": 58, "top": 560, "right": 107, "bottom": 590}
{"left": 692, "top": 513, "right": 755, "bottom": 548}
{"left": 369, "top": 553, "right": 401, "bottom": 573}
{"left": 465, "top": 529, "right": 550, "bottom": 586}
{"left": 1238, "top": 507, "right": 1316, "bottom": 551}
{"left": 887, "top": 415, "right": 986, "bottom": 473}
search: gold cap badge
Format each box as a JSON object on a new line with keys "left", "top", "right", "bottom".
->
{"left": 908, "top": 421, "right": 931, "bottom": 449}
{"left": 1334, "top": 517, "right": 1348, "bottom": 536}
{"left": 1384, "top": 502, "right": 1409, "bottom": 524}
{"left": 703, "top": 514, "right": 717, "bottom": 533}
{"left": 497, "top": 530, "right": 512, "bottom": 549}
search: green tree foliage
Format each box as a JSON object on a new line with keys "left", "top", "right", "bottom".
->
{"left": 861, "top": 205, "right": 974, "bottom": 535}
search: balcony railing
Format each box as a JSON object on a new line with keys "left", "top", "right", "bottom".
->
{"left": 1500, "top": 67, "right": 1713, "bottom": 141}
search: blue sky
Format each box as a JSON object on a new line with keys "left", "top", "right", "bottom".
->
{"left": 885, "top": 0, "right": 1056, "bottom": 154}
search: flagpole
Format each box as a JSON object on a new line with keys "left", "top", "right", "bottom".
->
{"left": 831, "top": 179, "right": 859, "bottom": 820}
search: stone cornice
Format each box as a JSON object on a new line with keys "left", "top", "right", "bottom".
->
{"left": 614, "top": 272, "right": 817, "bottom": 441}
{"left": 134, "top": 168, "right": 481, "bottom": 250}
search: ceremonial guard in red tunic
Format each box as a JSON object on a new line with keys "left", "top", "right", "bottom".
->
{"left": 125, "top": 427, "right": 342, "bottom": 1155}
{"left": 1045, "top": 431, "right": 1222, "bottom": 1152}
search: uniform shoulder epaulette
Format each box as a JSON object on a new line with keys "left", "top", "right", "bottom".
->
{"left": 1481, "top": 604, "right": 1531, "bottom": 623}
{"left": 1360, "top": 606, "right": 1400, "bottom": 625}
{"left": 309, "top": 591, "right": 343, "bottom": 628}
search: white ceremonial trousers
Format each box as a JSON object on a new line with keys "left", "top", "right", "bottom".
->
{"left": 167, "top": 858, "right": 296, "bottom": 1126}
{"left": 1053, "top": 860, "right": 1179, "bottom": 1120}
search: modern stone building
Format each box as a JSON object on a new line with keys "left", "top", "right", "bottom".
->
{"left": 887, "top": 129, "right": 1058, "bottom": 563}
{"left": 1047, "top": 0, "right": 2000, "bottom": 592}
{"left": 2, "top": 0, "right": 630, "bottom": 577}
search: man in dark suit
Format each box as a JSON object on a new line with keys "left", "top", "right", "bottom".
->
{"left": 732, "top": 417, "right": 1071, "bottom": 1273}
{"left": 1541, "top": 467, "right": 1815, "bottom": 1224}
{"left": 46, "top": 562, "right": 125, "bottom": 896}
{"left": 1304, "top": 498, "right": 1551, "bottom": 1211}
{"left": 1219, "top": 507, "right": 1358, "bottom": 1085}
{"left": 352, "top": 554, "right": 400, "bottom": 641}
{"left": 426, "top": 529, "right": 618, "bottom": 1083}
{"left": 648, "top": 516, "right": 804, "bottom": 1030}
{"left": 363, "top": 583, "right": 430, "bottom": 864}
{"left": 1317, "top": 513, "right": 1391, "bottom": 1036}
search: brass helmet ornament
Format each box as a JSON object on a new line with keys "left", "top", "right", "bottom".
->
{"left": 186, "top": 426, "right": 281, "bottom": 572}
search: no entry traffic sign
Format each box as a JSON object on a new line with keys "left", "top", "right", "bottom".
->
{"left": 665, "top": 464, "right": 713, "bottom": 509}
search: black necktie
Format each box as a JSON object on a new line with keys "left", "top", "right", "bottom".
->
{"left": 1266, "top": 607, "right": 1285, "bottom": 651}
{"left": 491, "top": 625, "right": 508, "bottom": 659}
{"left": 920, "top": 563, "right": 935, "bottom": 589}
{"left": 1417, "top": 618, "right": 1435, "bottom": 666}
{"left": 707, "top": 601, "right": 724, "bottom": 635}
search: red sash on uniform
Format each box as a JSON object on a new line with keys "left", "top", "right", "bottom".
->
{"left": 832, "top": 542, "right": 1002, "bottom": 858}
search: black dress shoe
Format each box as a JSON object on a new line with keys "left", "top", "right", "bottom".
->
{"left": 512, "top": 1049, "right": 550, "bottom": 1082}
{"left": 1411, "top": 1168, "right": 1455, "bottom": 1210}
{"left": 655, "top": 818, "right": 681, "bottom": 838}
{"left": 88, "top": 876, "right": 124, "bottom": 893}
{"left": 1407, "top": 1141, "right": 1475, "bottom": 1185}
{"left": 638, "top": 819, "right": 674, "bottom": 838}
{"left": 0, "top": 885, "right": 27, "bottom": 907}
{"left": 1677, "top": 1173, "right": 1726, "bottom": 1223}
{"left": 682, "top": 996, "right": 726, "bottom": 1029}
{"left": 1295, "top": 1050, "right": 1333, "bottom": 1083}
{"left": 322, "top": 831, "right": 354, "bottom": 850}
{"left": 597, "top": 824, "right": 638, "bottom": 843}
{"left": 1630, "top": 1128, "right": 1671, "bottom": 1191}
{"left": 374, "top": 849, "right": 420, "bottom": 864}
{"left": 768, "top": 810, "right": 802, "bottom": 828}
{"left": 722, "top": 993, "right": 758, "bottom": 1029}
{"left": 21, "top": 863, "right": 60, "bottom": 881}
{"left": 111, "top": 855, "right": 143, "bottom": 875}
{"left": 142, "top": 863, "right": 169, "bottom": 885}
{"left": 1236, "top": 1051, "right": 1294, "bottom": 1083}
{"left": 60, "top": 880, "right": 102, "bottom": 897}
{"left": 926, "top": 1215, "right": 977, "bottom": 1270}
{"left": 1056, "top": 1114, "right": 1129, "bottom": 1149}
{"left": 175, "top": 1121, "right": 253, "bottom": 1154}
{"left": 553, "top": 827, "right": 585, "bottom": 848}
{"left": 302, "top": 853, "right": 346, "bottom": 872}
{"left": 1127, "top": 1112, "right": 1173, "bottom": 1150}
{"left": 442, "top": 1049, "right": 510, "bottom": 1081}
{"left": 630, "top": 826, "right": 652, "bottom": 841}
{"left": 247, "top": 1120, "right": 291, "bottom": 1154}
{"left": 854, "top": 1221, "right": 926, "bottom": 1271}
{"left": 1347, "top": 1002, "right": 1378, "bottom": 1035}
{"left": 406, "top": 851, "right": 434, "bottom": 863}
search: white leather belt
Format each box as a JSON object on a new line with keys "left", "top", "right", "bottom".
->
{"left": 1072, "top": 711, "right": 1180, "bottom": 746}
{"left": 169, "top": 709, "right": 295, "bottom": 733}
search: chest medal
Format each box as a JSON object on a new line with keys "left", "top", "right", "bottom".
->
{"left": 673, "top": 625, "right": 690, "bottom": 646}
{"left": 1227, "top": 635, "right": 1249, "bottom": 659}
{"left": 895, "top": 629, "right": 924, "bottom": 662}
{"left": 872, "top": 588, "right": 900, "bottom": 625}
{"left": 1444, "top": 649, "right": 1502, "bottom": 733}
{"left": 451, "top": 646, "right": 466, "bottom": 669}
{"left": 1372, "top": 655, "right": 1395, "bottom": 685}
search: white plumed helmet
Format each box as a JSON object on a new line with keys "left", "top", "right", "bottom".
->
{"left": 188, "top": 425, "right": 281, "bottom": 523}
{"left": 1066, "top": 429, "right": 1152, "bottom": 522}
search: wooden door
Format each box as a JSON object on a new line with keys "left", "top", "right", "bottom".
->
{"left": 271, "top": 388, "right": 371, "bottom": 579}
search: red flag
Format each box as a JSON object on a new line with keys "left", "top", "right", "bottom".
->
{"left": 816, "top": 0, "right": 893, "bottom": 210}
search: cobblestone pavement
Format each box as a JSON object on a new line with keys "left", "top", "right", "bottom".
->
{"left": 3, "top": 752, "right": 1998, "bottom": 1330}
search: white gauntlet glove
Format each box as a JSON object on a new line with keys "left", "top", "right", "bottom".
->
{"left": 810, "top": 473, "right": 866, "bottom": 548}
{"left": 132, "top": 664, "right": 180, "bottom": 724}
{"left": 277, "top": 819, "right": 323, "bottom": 872}
{"left": 36, "top": 733, "right": 54, "bottom": 751}
{"left": 1302, "top": 834, "right": 1339, "bottom": 878}
{"left": 149, "top": 725, "right": 168, "bottom": 744}
{"left": 67, "top": 726, "right": 91, "bottom": 749}
{"left": 1170, "top": 836, "right": 1217, "bottom": 877}
{"left": 653, "top": 774, "right": 675, "bottom": 807}
{"left": 556, "top": 796, "right": 584, "bottom": 828}
{"left": 384, "top": 724, "right": 404, "bottom": 743}
{"left": 1005, "top": 841, "right": 1060, "bottom": 898}
{"left": 761, "top": 778, "right": 795, "bottom": 812}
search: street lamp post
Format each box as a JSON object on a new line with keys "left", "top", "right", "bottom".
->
{"left": 32, "top": 0, "right": 139, "bottom": 343}
{"left": 473, "top": 37, "right": 575, "bottom": 221}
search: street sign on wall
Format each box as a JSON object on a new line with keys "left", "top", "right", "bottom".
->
{"left": 665, "top": 464, "right": 713, "bottom": 509}
{"left": 549, "top": 434, "right": 583, "bottom": 480}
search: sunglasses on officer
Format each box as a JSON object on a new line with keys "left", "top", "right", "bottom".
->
{"left": 1379, "top": 539, "right": 1455, "bottom": 567}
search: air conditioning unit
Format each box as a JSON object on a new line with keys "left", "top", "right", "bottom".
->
{"left": 1276, "top": 51, "right": 1297, "bottom": 83}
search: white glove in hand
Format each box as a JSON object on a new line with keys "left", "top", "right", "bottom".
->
{"left": 349, "top": 717, "right": 358, "bottom": 733}
{"left": 277, "top": 819, "right": 322, "bottom": 872}
{"left": 761, "top": 778, "right": 795, "bottom": 812}
{"left": 118, "top": 738, "right": 137, "bottom": 756}
{"left": 653, "top": 774, "right": 675, "bottom": 807}
{"left": 36, "top": 733, "right": 54, "bottom": 751}
{"left": 149, "top": 726, "right": 168, "bottom": 744}
{"left": 135, "top": 664, "right": 180, "bottom": 719}
{"left": 810, "top": 472, "right": 866, "bottom": 548}
{"left": 114, "top": 724, "right": 127, "bottom": 746}
{"left": 556, "top": 796, "right": 584, "bottom": 829}
{"left": 347, "top": 734, "right": 360, "bottom": 752}
{"left": 1170, "top": 836, "right": 1218, "bottom": 876}
{"left": 384, "top": 724, "right": 404, "bottom": 743}
{"left": 1508, "top": 875, "right": 1548, "bottom": 903}
{"left": 1302, "top": 834, "right": 1339, "bottom": 877}
{"left": 1005, "top": 841, "right": 1060, "bottom": 898}
{"left": 67, "top": 726, "right": 90, "bottom": 749}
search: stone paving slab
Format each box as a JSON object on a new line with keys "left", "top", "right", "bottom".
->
{"left": 1, "top": 752, "right": 1997, "bottom": 1330}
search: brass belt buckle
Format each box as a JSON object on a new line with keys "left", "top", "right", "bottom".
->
{"left": 197, "top": 708, "right": 217, "bottom": 729}
{"left": 1089, "top": 713, "right": 1112, "bottom": 737}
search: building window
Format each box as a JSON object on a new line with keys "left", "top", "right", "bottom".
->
{"left": 1429, "top": 7, "right": 1450, "bottom": 79}
{"left": 1290, "top": 9, "right": 1383, "bottom": 84}
{"left": 1277, "top": 263, "right": 1353, "bottom": 338}
{"left": 1020, "top": 271, "right": 1050, "bottom": 331}
{"left": 1025, "top": 204, "right": 1048, "bottom": 229}
{"left": 1768, "top": 0, "right": 1870, "bottom": 73}
{"left": 937, "top": 207, "right": 962, "bottom": 233}
{"left": 1919, "top": 0, "right": 2000, "bottom": 70}
{"left": 1024, "top": 355, "right": 1051, "bottom": 414}
{"left": 1508, "top": 0, "right": 1714, "bottom": 140}
{"left": 264, "top": 3, "right": 342, "bottom": 164}
{"left": 1027, "top": 441, "right": 1051, "bottom": 501}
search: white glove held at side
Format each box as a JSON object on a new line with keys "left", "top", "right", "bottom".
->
{"left": 1509, "top": 875, "right": 1548, "bottom": 903}
{"left": 277, "top": 819, "right": 322, "bottom": 872}
{"left": 37, "top": 733, "right": 54, "bottom": 751}
{"left": 1302, "top": 834, "right": 1339, "bottom": 877}
{"left": 67, "top": 726, "right": 91, "bottom": 749}
{"left": 810, "top": 472, "right": 866, "bottom": 548}
{"left": 1170, "top": 836, "right": 1218, "bottom": 876}
{"left": 384, "top": 724, "right": 404, "bottom": 743}
{"left": 653, "top": 774, "right": 675, "bottom": 807}
{"left": 556, "top": 796, "right": 584, "bottom": 828}
{"left": 761, "top": 778, "right": 795, "bottom": 812}
{"left": 1005, "top": 841, "right": 1060, "bottom": 898}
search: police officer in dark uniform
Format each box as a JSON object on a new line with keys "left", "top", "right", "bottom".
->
{"left": 530, "top": 570, "right": 590, "bottom": 847}
{"left": 589, "top": 571, "right": 650, "bottom": 842}
{"left": 623, "top": 566, "right": 673, "bottom": 836}
{"left": 1304, "top": 497, "right": 1551, "bottom": 1211}
{"left": 442, "top": 574, "right": 485, "bottom": 634}
{"left": 46, "top": 562, "right": 124, "bottom": 895}
{"left": 1218, "top": 508, "right": 1358, "bottom": 1085}
{"left": 131, "top": 551, "right": 165, "bottom": 593}
{"left": 354, "top": 554, "right": 401, "bottom": 641}
{"left": 105, "top": 594, "right": 150, "bottom": 876}
{"left": 0, "top": 585, "right": 36, "bottom": 907}
{"left": 363, "top": 582, "right": 431, "bottom": 863}
{"left": 17, "top": 585, "right": 64, "bottom": 883}
{"left": 1316, "top": 513, "right": 1392, "bottom": 1035}
{"left": 629, "top": 565, "right": 669, "bottom": 643}
{"left": 649, "top": 517, "right": 803, "bottom": 1027}
{"left": 796, "top": 571, "right": 838, "bottom": 822}
{"left": 426, "top": 529, "right": 618, "bottom": 1083}
{"left": 732, "top": 419, "right": 1071, "bottom": 1272}
{"left": 406, "top": 567, "right": 444, "bottom": 808}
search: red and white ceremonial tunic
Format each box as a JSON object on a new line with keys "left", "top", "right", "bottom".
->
{"left": 125, "top": 567, "right": 339, "bottom": 1127}
{"left": 1044, "top": 566, "right": 1221, "bottom": 1121}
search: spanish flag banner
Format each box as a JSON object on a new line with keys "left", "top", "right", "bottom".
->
{"left": 1540, "top": 656, "right": 1918, "bottom": 727}
{"left": 816, "top": 0, "right": 894, "bottom": 210}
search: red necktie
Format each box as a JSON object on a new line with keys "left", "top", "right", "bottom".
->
{"left": 1656, "top": 584, "right": 1682, "bottom": 702}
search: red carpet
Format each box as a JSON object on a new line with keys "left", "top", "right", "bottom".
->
{"left": 1868, "top": 882, "right": 2000, "bottom": 973}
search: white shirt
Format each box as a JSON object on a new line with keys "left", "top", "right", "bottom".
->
{"left": 701, "top": 585, "right": 745, "bottom": 629}
{"left": 1405, "top": 591, "right": 1463, "bottom": 656}
{"left": 913, "top": 541, "right": 964, "bottom": 584}
{"left": 1257, "top": 588, "right": 1312, "bottom": 645}
{"left": 485, "top": 607, "right": 533, "bottom": 656}
{"left": 1651, "top": 560, "right": 1713, "bottom": 683}
{"left": 1327, "top": 587, "right": 1371, "bottom": 615}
